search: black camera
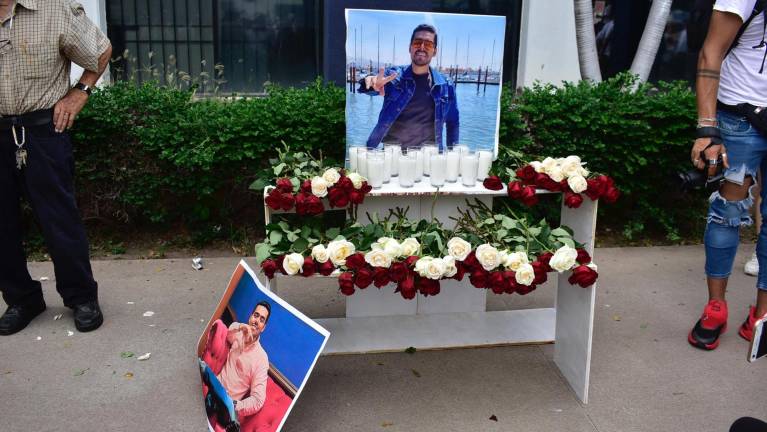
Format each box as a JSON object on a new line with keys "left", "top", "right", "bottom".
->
{"left": 677, "top": 155, "right": 724, "bottom": 192}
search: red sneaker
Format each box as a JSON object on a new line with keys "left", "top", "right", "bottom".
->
{"left": 688, "top": 299, "right": 728, "bottom": 350}
{"left": 738, "top": 306, "right": 767, "bottom": 342}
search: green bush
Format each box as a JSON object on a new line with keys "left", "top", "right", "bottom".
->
{"left": 502, "top": 73, "right": 705, "bottom": 239}
{"left": 72, "top": 79, "right": 345, "bottom": 227}
{"left": 71, "top": 74, "right": 703, "bottom": 242}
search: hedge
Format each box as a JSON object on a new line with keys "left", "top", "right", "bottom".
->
{"left": 71, "top": 74, "right": 705, "bottom": 240}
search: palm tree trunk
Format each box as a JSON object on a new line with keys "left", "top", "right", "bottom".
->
{"left": 630, "top": 0, "right": 672, "bottom": 84}
{"left": 574, "top": 0, "right": 602, "bottom": 82}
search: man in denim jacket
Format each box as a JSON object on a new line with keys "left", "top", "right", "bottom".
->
{"left": 359, "top": 24, "right": 459, "bottom": 150}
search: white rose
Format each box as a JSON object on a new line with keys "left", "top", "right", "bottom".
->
{"left": 443, "top": 256, "right": 457, "bottom": 278}
{"left": 541, "top": 157, "right": 558, "bottom": 175}
{"left": 311, "top": 176, "right": 329, "bottom": 198}
{"left": 578, "top": 166, "right": 590, "bottom": 177}
{"left": 414, "top": 256, "right": 433, "bottom": 277}
{"left": 424, "top": 257, "right": 446, "bottom": 280}
{"left": 311, "top": 245, "right": 329, "bottom": 263}
{"left": 503, "top": 251, "right": 529, "bottom": 271}
{"left": 327, "top": 239, "right": 355, "bottom": 266}
{"left": 377, "top": 237, "right": 402, "bottom": 259}
{"left": 530, "top": 161, "right": 544, "bottom": 173}
{"left": 567, "top": 174, "right": 588, "bottom": 193}
{"left": 400, "top": 238, "right": 420, "bottom": 257}
{"left": 322, "top": 168, "right": 341, "bottom": 185}
{"left": 347, "top": 172, "right": 365, "bottom": 189}
{"left": 515, "top": 263, "right": 536, "bottom": 286}
{"left": 365, "top": 249, "right": 392, "bottom": 268}
{"left": 283, "top": 253, "right": 304, "bottom": 275}
{"left": 560, "top": 156, "right": 583, "bottom": 178}
{"left": 550, "top": 245, "right": 578, "bottom": 272}
{"left": 475, "top": 244, "right": 501, "bottom": 271}
{"left": 548, "top": 166, "right": 565, "bottom": 182}
{"left": 447, "top": 237, "right": 472, "bottom": 261}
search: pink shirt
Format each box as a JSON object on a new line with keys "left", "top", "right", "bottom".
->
{"left": 217, "top": 323, "right": 269, "bottom": 417}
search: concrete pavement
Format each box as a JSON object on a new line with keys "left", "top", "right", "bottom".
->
{"left": 0, "top": 245, "right": 765, "bottom": 432}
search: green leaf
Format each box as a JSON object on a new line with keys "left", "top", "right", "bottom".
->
{"left": 286, "top": 232, "right": 299, "bottom": 242}
{"left": 326, "top": 228, "right": 340, "bottom": 240}
{"left": 249, "top": 178, "right": 267, "bottom": 191}
{"left": 501, "top": 217, "right": 517, "bottom": 229}
{"left": 293, "top": 237, "right": 309, "bottom": 252}
{"left": 550, "top": 228, "right": 570, "bottom": 237}
{"left": 269, "top": 231, "right": 283, "bottom": 245}
{"left": 561, "top": 237, "right": 575, "bottom": 248}
{"left": 120, "top": 352, "right": 134, "bottom": 359}
{"left": 273, "top": 162, "right": 286, "bottom": 176}
{"left": 255, "top": 243, "right": 272, "bottom": 263}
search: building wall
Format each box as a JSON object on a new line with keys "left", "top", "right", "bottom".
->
{"left": 517, "top": 0, "right": 581, "bottom": 88}
{"left": 71, "top": 0, "right": 109, "bottom": 84}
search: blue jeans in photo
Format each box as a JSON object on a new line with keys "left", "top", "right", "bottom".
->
{"left": 704, "top": 109, "right": 767, "bottom": 291}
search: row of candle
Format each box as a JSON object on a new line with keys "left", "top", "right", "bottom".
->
{"left": 348, "top": 144, "right": 494, "bottom": 189}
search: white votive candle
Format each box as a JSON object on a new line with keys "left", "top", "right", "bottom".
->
{"left": 446, "top": 150, "right": 460, "bottom": 183}
{"left": 348, "top": 147, "right": 359, "bottom": 172}
{"left": 383, "top": 148, "right": 393, "bottom": 183}
{"left": 422, "top": 144, "right": 438, "bottom": 176}
{"left": 430, "top": 153, "right": 447, "bottom": 187}
{"left": 477, "top": 150, "right": 493, "bottom": 181}
{"left": 385, "top": 144, "right": 401, "bottom": 177}
{"left": 414, "top": 149, "right": 424, "bottom": 182}
{"left": 461, "top": 152, "right": 478, "bottom": 187}
{"left": 367, "top": 152, "right": 385, "bottom": 188}
{"left": 357, "top": 149, "right": 368, "bottom": 178}
{"left": 398, "top": 153, "right": 416, "bottom": 188}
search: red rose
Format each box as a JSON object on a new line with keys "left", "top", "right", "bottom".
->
{"left": 302, "top": 256, "right": 316, "bottom": 277}
{"left": 354, "top": 267, "right": 374, "bottom": 289}
{"left": 534, "top": 172, "right": 561, "bottom": 191}
{"left": 339, "top": 272, "right": 355, "bottom": 296}
{"left": 520, "top": 185, "right": 539, "bottom": 207}
{"left": 463, "top": 251, "right": 479, "bottom": 272}
{"left": 261, "top": 259, "right": 278, "bottom": 279}
{"left": 373, "top": 267, "right": 391, "bottom": 288}
{"left": 516, "top": 165, "right": 538, "bottom": 183}
{"left": 336, "top": 176, "right": 354, "bottom": 192}
{"left": 398, "top": 274, "right": 417, "bottom": 300}
{"left": 600, "top": 175, "right": 615, "bottom": 188}
{"left": 503, "top": 271, "right": 518, "bottom": 294}
{"left": 300, "top": 179, "right": 312, "bottom": 193}
{"left": 294, "top": 192, "right": 309, "bottom": 215}
{"left": 349, "top": 190, "right": 365, "bottom": 205}
{"left": 280, "top": 192, "right": 296, "bottom": 211}
{"left": 568, "top": 265, "right": 598, "bottom": 288}
{"left": 517, "top": 284, "right": 536, "bottom": 295}
{"left": 345, "top": 253, "right": 366, "bottom": 271}
{"left": 537, "top": 252, "right": 553, "bottom": 272}
{"left": 576, "top": 248, "right": 591, "bottom": 264}
{"left": 418, "top": 278, "right": 440, "bottom": 296}
{"left": 265, "top": 188, "right": 284, "bottom": 211}
{"left": 452, "top": 261, "right": 467, "bottom": 281}
{"left": 317, "top": 260, "right": 335, "bottom": 276}
{"left": 507, "top": 181, "right": 525, "bottom": 199}
{"left": 275, "top": 255, "right": 287, "bottom": 275}
{"left": 531, "top": 261, "right": 548, "bottom": 284}
{"left": 563, "top": 191, "right": 584, "bottom": 209}
{"left": 584, "top": 178, "right": 607, "bottom": 201}
{"left": 389, "top": 261, "right": 409, "bottom": 283}
{"left": 404, "top": 256, "right": 420, "bottom": 268}
{"left": 306, "top": 194, "right": 324, "bottom": 215}
{"left": 483, "top": 175, "right": 504, "bottom": 191}
{"left": 560, "top": 179, "right": 570, "bottom": 193}
{"left": 489, "top": 271, "right": 506, "bottom": 294}
{"left": 327, "top": 187, "right": 349, "bottom": 208}
{"left": 470, "top": 269, "right": 489, "bottom": 289}
{"left": 603, "top": 186, "right": 620, "bottom": 204}
{"left": 276, "top": 178, "right": 293, "bottom": 193}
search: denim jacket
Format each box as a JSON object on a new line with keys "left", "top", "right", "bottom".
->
{"left": 360, "top": 65, "right": 459, "bottom": 150}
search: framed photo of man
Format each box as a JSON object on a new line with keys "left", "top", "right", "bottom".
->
{"left": 345, "top": 9, "right": 506, "bottom": 167}
{"left": 196, "top": 260, "right": 330, "bottom": 432}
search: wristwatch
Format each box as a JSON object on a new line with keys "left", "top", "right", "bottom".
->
{"left": 73, "top": 82, "right": 92, "bottom": 96}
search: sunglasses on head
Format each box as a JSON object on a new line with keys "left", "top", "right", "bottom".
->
{"left": 411, "top": 38, "right": 435, "bottom": 51}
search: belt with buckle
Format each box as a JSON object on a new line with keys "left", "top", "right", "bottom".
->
{"left": 0, "top": 108, "right": 53, "bottom": 131}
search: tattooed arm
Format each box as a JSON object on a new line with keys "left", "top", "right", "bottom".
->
{"left": 692, "top": 10, "right": 743, "bottom": 173}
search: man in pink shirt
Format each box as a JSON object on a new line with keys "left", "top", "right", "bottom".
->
{"left": 201, "top": 301, "right": 271, "bottom": 430}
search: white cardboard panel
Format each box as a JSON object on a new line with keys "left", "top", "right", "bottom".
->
{"left": 345, "top": 284, "right": 418, "bottom": 318}
{"left": 416, "top": 279, "right": 487, "bottom": 315}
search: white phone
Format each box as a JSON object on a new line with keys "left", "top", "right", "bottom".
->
{"left": 748, "top": 316, "right": 767, "bottom": 362}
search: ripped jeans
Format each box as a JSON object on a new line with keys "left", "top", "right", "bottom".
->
{"left": 705, "top": 109, "right": 767, "bottom": 290}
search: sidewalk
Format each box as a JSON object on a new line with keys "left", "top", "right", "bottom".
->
{"left": 0, "top": 245, "right": 764, "bottom": 432}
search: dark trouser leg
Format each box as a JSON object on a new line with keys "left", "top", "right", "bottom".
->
{"left": 22, "top": 124, "right": 97, "bottom": 307}
{"left": 0, "top": 130, "right": 43, "bottom": 307}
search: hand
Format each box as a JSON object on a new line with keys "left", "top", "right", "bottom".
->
{"left": 239, "top": 324, "right": 256, "bottom": 345}
{"left": 691, "top": 137, "right": 729, "bottom": 177}
{"left": 53, "top": 88, "right": 89, "bottom": 133}
{"left": 364, "top": 67, "right": 398, "bottom": 96}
